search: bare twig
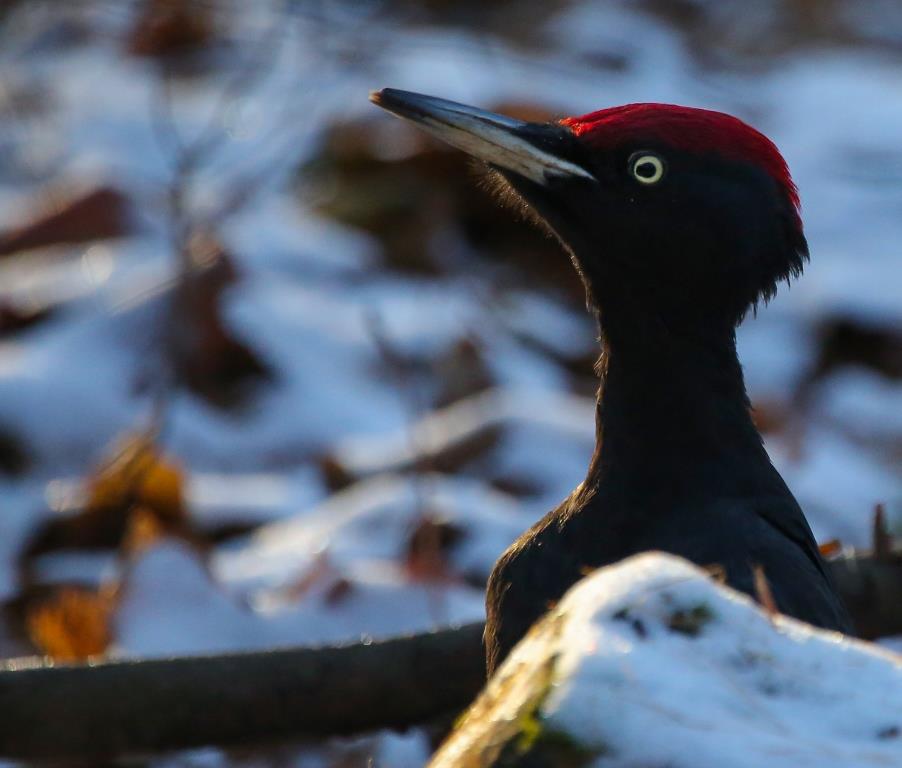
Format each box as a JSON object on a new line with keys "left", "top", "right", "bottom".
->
{"left": 752, "top": 563, "right": 778, "bottom": 618}
{"left": 873, "top": 503, "right": 892, "bottom": 561}
{"left": 145, "top": 4, "right": 292, "bottom": 439}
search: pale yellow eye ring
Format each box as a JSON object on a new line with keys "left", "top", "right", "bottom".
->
{"left": 629, "top": 153, "right": 665, "bottom": 184}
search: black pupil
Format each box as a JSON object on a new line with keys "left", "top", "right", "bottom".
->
{"left": 636, "top": 160, "right": 657, "bottom": 178}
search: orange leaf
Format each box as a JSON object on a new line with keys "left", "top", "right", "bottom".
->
{"left": 86, "top": 433, "right": 186, "bottom": 518}
{"left": 25, "top": 432, "right": 189, "bottom": 559}
{"left": 26, "top": 587, "right": 115, "bottom": 661}
{"left": 121, "top": 505, "right": 167, "bottom": 556}
{"left": 818, "top": 539, "right": 842, "bottom": 558}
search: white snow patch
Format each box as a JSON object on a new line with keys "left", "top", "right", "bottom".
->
{"left": 213, "top": 472, "right": 526, "bottom": 592}
{"left": 333, "top": 388, "right": 594, "bottom": 478}
{"left": 436, "top": 553, "right": 902, "bottom": 768}
{"left": 769, "top": 427, "right": 902, "bottom": 546}
{"left": 116, "top": 538, "right": 484, "bottom": 656}
{"left": 816, "top": 368, "right": 902, "bottom": 442}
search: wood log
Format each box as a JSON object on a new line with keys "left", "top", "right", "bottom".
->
{"left": 0, "top": 623, "right": 486, "bottom": 761}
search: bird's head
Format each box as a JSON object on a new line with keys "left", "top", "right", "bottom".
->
{"left": 370, "top": 89, "right": 807, "bottom": 331}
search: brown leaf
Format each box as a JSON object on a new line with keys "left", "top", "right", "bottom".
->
{"left": 322, "top": 577, "right": 354, "bottom": 607}
{"left": 0, "top": 427, "right": 30, "bottom": 476}
{"left": 318, "top": 454, "right": 355, "bottom": 493}
{"left": 126, "top": 0, "right": 214, "bottom": 59}
{"left": 814, "top": 316, "right": 902, "bottom": 381}
{"left": 0, "top": 303, "right": 54, "bottom": 336}
{"left": 169, "top": 233, "right": 272, "bottom": 409}
{"left": 667, "top": 604, "right": 714, "bottom": 637}
{"left": 0, "top": 186, "right": 132, "bottom": 257}
{"left": 404, "top": 514, "right": 465, "bottom": 583}
{"left": 702, "top": 563, "right": 728, "bottom": 583}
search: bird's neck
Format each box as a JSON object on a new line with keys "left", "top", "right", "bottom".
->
{"left": 586, "top": 313, "right": 772, "bottom": 497}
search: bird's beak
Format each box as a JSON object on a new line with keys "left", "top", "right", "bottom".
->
{"left": 369, "top": 88, "right": 593, "bottom": 185}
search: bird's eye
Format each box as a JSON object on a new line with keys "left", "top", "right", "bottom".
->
{"left": 629, "top": 152, "right": 665, "bottom": 185}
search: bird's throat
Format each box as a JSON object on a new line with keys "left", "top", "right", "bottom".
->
{"left": 585, "top": 318, "right": 771, "bottom": 499}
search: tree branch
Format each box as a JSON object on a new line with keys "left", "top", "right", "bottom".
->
{"left": 0, "top": 623, "right": 486, "bottom": 761}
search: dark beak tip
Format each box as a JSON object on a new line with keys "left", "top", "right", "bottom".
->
{"left": 364, "top": 87, "right": 592, "bottom": 183}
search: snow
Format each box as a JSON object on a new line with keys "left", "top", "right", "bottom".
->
{"left": 214, "top": 472, "right": 525, "bottom": 591}
{"left": 817, "top": 368, "right": 902, "bottom": 442}
{"left": 332, "top": 388, "right": 593, "bottom": 482}
{"left": 188, "top": 467, "right": 325, "bottom": 525}
{"left": 434, "top": 553, "right": 902, "bottom": 768}
{"left": 116, "top": 537, "right": 485, "bottom": 656}
{"left": 768, "top": 427, "right": 902, "bottom": 547}
{"left": 736, "top": 312, "right": 814, "bottom": 399}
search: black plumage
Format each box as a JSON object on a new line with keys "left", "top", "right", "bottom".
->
{"left": 369, "top": 90, "right": 854, "bottom": 674}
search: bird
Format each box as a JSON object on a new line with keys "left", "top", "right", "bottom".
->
{"left": 369, "top": 88, "right": 854, "bottom": 673}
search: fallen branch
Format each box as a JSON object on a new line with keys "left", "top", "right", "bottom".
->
{"left": 0, "top": 623, "right": 486, "bottom": 761}
{"left": 0, "top": 547, "right": 898, "bottom": 762}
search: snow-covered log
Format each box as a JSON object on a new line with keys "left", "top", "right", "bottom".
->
{"left": 429, "top": 552, "right": 902, "bottom": 768}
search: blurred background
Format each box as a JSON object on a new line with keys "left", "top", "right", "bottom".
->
{"left": 0, "top": 0, "right": 900, "bottom": 765}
